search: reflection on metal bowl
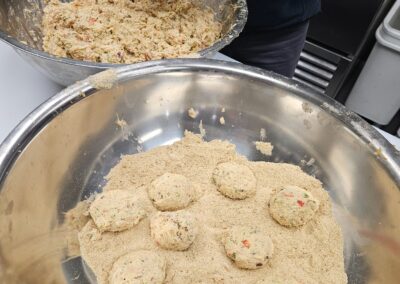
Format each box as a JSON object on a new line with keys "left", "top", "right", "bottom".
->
{"left": 0, "top": 59, "right": 399, "bottom": 283}
{"left": 0, "top": 0, "right": 247, "bottom": 86}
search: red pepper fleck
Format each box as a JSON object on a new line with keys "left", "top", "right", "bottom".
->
{"left": 144, "top": 53, "right": 151, "bottom": 61}
{"left": 88, "top": 18, "right": 96, "bottom": 24}
{"left": 242, "top": 239, "right": 250, "bottom": 248}
{"left": 297, "top": 200, "right": 305, "bottom": 207}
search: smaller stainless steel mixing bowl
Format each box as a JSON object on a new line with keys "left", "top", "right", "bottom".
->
{"left": 0, "top": 0, "right": 247, "bottom": 86}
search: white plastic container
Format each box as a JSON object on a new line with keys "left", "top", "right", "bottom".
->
{"left": 346, "top": 0, "right": 400, "bottom": 125}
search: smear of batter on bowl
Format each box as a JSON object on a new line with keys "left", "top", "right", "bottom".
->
{"left": 199, "top": 120, "right": 206, "bottom": 137}
{"left": 306, "top": 157, "right": 316, "bottom": 166}
{"left": 42, "top": 0, "right": 222, "bottom": 64}
{"left": 89, "top": 69, "right": 117, "bottom": 89}
{"left": 115, "top": 114, "right": 127, "bottom": 129}
{"left": 260, "top": 128, "right": 267, "bottom": 141}
{"left": 66, "top": 132, "right": 347, "bottom": 284}
{"left": 219, "top": 116, "right": 226, "bottom": 125}
{"left": 254, "top": 141, "right": 274, "bottom": 156}
{"left": 188, "top": 108, "right": 199, "bottom": 119}
{"left": 302, "top": 102, "right": 313, "bottom": 114}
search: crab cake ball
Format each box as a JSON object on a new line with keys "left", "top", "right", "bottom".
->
{"left": 148, "top": 173, "right": 194, "bottom": 211}
{"left": 109, "top": 250, "right": 166, "bottom": 284}
{"left": 150, "top": 211, "right": 198, "bottom": 251}
{"left": 223, "top": 226, "right": 274, "bottom": 270}
{"left": 212, "top": 162, "right": 257, "bottom": 200}
{"left": 269, "top": 185, "right": 320, "bottom": 227}
{"left": 89, "top": 190, "right": 146, "bottom": 233}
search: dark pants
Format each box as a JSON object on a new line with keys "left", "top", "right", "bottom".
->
{"left": 221, "top": 21, "right": 309, "bottom": 78}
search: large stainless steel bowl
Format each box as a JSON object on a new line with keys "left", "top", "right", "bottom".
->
{"left": 0, "top": 0, "right": 247, "bottom": 86}
{"left": 0, "top": 59, "right": 399, "bottom": 283}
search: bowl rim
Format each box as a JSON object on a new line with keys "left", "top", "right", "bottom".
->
{"left": 0, "top": 0, "right": 248, "bottom": 68}
{"left": 0, "top": 58, "right": 399, "bottom": 188}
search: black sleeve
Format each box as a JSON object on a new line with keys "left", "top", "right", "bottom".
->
{"left": 245, "top": 0, "right": 321, "bottom": 30}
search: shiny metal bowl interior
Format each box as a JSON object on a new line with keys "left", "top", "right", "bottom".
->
{"left": 0, "top": 59, "right": 400, "bottom": 284}
{"left": 0, "top": 0, "right": 247, "bottom": 86}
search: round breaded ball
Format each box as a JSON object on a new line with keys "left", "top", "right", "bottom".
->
{"left": 223, "top": 226, "right": 273, "bottom": 270}
{"left": 150, "top": 211, "right": 197, "bottom": 251}
{"left": 109, "top": 250, "right": 166, "bottom": 284}
{"left": 269, "top": 185, "right": 319, "bottom": 227}
{"left": 89, "top": 190, "right": 146, "bottom": 233}
{"left": 148, "top": 173, "right": 194, "bottom": 211}
{"left": 212, "top": 162, "right": 257, "bottom": 200}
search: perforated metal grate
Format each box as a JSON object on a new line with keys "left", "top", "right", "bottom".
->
{"left": 293, "top": 50, "right": 338, "bottom": 94}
